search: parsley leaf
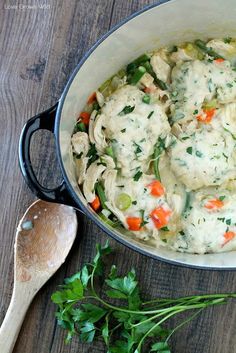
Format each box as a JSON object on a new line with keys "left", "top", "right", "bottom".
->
{"left": 226, "top": 219, "right": 231, "bottom": 225}
{"left": 106, "top": 270, "right": 138, "bottom": 298}
{"left": 134, "top": 142, "right": 142, "bottom": 155}
{"left": 101, "top": 315, "right": 109, "bottom": 345}
{"left": 186, "top": 147, "right": 192, "bottom": 155}
{"left": 119, "top": 105, "right": 135, "bottom": 115}
{"left": 80, "top": 322, "right": 96, "bottom": 342}
{"left": 219, "top": 195, "right": 226, "bottom": 201}
{"left": 151, "top": 341, "right": 170, "bottom": 352}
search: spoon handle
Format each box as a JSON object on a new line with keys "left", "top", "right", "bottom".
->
{"left": 0, "top": 283, "right": 34, "bottom": 353}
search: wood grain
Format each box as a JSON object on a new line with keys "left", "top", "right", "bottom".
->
{"left": 0, "top": 0, "right": 235, "bottom": 352}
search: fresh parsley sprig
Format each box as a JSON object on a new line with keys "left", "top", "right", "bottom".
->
{"left": 51, "top": 242, "right": 236, "bottom": 352}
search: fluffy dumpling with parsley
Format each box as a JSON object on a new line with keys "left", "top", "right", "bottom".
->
{"left": 168, "top": 128, "right": 236, "bottom": 190}
{"left": 103, "top": 172, "right": 173, "bottom": 240}
{"left": 171, "top": 58, "right": 236, "bottom": 124}
{"left": 100, "top": 85, "right": 171, "bottom": 178}
{"left": 170, "top": 189, "right": 236, "bottom": 253}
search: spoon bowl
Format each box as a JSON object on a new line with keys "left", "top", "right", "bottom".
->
{"left": 0, "top": 200, "right": 78, "bottom": 353}
{"left": 16, "top": 200, "right": 77, "bottom": 283}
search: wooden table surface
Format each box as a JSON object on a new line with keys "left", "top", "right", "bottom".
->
{"left": 0, "top": 1, "right": 236, "bottom": 352}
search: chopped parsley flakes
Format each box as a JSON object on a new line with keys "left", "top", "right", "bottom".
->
{"left": 119, "top": 105, "right": 135, "bottom": 115}
{"left": 133, "top": 170, "right": 143, "bottom": 181}
{"left": 186, "top": 147, "right": 193, "bottom": 155}
{"left": 147, "top": 111, "right": 154, "bottom": 119}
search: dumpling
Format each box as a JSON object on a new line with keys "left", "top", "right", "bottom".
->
{"left": 101, "top": 85, "right": 170, "bottom": 178}
{"left": 168, "top": 128, "right": 236, "bottom": 190}
{"left": 171, "top": 59, "right": 236, "bottom": 123}
{"left": 169, "top": 188, "right": 236, "bottom": 253}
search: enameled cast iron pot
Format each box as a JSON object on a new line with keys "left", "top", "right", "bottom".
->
{"left": 19, "top": 0, "right": 236, "bottom": 269}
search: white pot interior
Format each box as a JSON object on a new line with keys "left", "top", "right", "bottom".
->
{"left": 59, "top": 0, "right": 236, "bottom": 268}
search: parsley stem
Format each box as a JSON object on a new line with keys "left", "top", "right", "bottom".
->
{"left": 81, "top": 294, "right": 227, "bottom": 318}
{"left": 109, "top": 322, "right": 122, "bottom": 335}
{"left": 165, "top": 308, "right": 204, "bottom": 343}
{"left": 130, "top": 300, "right": 225, "bottom": 328}
{"left": 131, "top": 309, "right": 177, "bottom": 328}
{"left": 136, "top": 308, "right": 185, "bottom": 351}
{"left": 142, "top": 298, "right": 187, "bottom": 308}
{"left": 142, "top": 293, "right": 236, "bottom": 306}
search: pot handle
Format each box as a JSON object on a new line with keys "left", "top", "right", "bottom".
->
{"left": 19, "top": 103, "right": 78, "bottom": 208}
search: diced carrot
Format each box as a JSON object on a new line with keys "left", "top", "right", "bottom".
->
{"left": 143, "top": 86, "right": 157, "bottom": 93}
{"left": 150, "top": 207, "right": 172, "bottom": 229}
{"left": 79, "top": 111, "right": 90, "bottom": 125}
{"left": 147, "top": 180, "right": 165, "bottom": 197}
{"left": 90, "top": 195, "right": 101, "bottom": 211}
{"left": 144, "top": 86, "right": 156, "bottom": 93}
{"left": 197, "top": 108, "right": 216, "bottom": 123}
{"left": 143, "top": 87, "right": 152, "bottom": 93}
{"left": 205, "top": 199, "right": 224, "bottom": 210}
{"left": 126, "top": 217, "right": 142, "bottom": 231}
{"left": 214, "top": 58, "right": 225, "bottom": 63}
{"left": 205, "top": 108, "right": 216, "bottom": 119}
{"left": 222, "top": 231, "right": 236, "bottom": 246}
{"left": 87, "top": 92, "right": 97, "bottom": 104}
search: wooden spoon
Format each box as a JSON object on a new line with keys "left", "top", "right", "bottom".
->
{"left": 0, "top": 200, "right": 77, "bottom": 353}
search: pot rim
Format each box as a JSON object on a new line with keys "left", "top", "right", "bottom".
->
{"left": 54, "top": 0, "right": 236, "bottom": 271}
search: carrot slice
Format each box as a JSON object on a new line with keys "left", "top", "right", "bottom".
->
{"left": 79, "top": 111, "right": 90, "bottom": 125}
{"left": 90, "top": 195, "right": 101, "bottom": 211}
{"left": 205, "top": 199, "right": 224, "bottom": 210}
{"left": 214, "top": 58, "right": 225, "bottom": 63}
{"left": 197, "top": 108, "right": 216, "bottom": 123}
{"left": 126, "top": 217, "right": 142, "bottom": 231}
{"left": 147, "top": 180, "right": 165, "bottom": 197}
{"left": 222, "top": 231, "right": 236, "bottom": 246}
{"left": 150, "top": 207, "right": 171, "bottom": 229}
{"left": 87, "top": 92, "right": 97, "bottom": 104}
